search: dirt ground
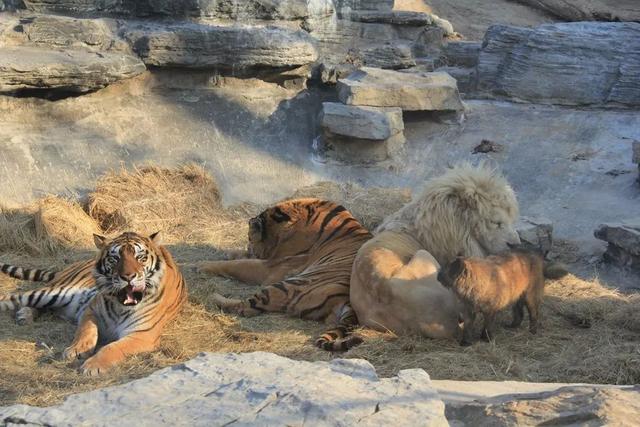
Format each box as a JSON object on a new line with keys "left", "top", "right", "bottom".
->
{"left": 1, "top": 166, "right": 638, "bottom": 407}
{"left": 395, "top": 0, "right": 556, "bottom": 40}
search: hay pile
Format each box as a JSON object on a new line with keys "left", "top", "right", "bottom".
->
{"left": 291, "top": 181, "right": 411, "bottom": 230}
{"left": 87, "top": 164, "right": 225, "bottom": 243}
{"left": 0, "top": 197, "right": 99, "bottom": 257}
{"left": 1, "top": 164, "right": 639, "bottom": 407}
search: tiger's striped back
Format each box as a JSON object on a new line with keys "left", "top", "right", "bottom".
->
{"left": 212, "top": 198, "right": 372, "bottom": 351}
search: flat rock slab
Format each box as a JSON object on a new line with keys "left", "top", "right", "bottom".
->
{"left": 23, "top": 0, "right": 309, "bottom": 20}
{"left": 350, "top": 11, "right": 432, "bottom": 26}
{"left": 476, "top": 22, "right": 640, "bottom": 107}
{"left": 0, "top": 46, "right": 145, "bottom": 93}
{"left": 516, "top": 216, "right": 553, "bottom": 255}
{"left": 633, "top": 141, "right": 640, "bottom": 164}
{"left": 321, "top": 102, "right": 403, "bottom": 140}
{"left": 0, "top": 352, "right": 448, "bottom": 426}
{"left": 594, "top": 220, "right": 640, "bottom": 255}
{"left": 0, "top": 14, "right": 125, "bottom": 52}
{"left": 447, "top": 385, "right": 640, "bottom": 426}
{"left": 338, "top": 67, "right": 464, "bottom": 111}
{"left": 123, "top": 22, "right": 318, "bottom": 70}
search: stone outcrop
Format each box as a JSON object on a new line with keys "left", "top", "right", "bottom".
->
{"left": 512, "top": 0, "right": 640, "bottom": 22}
{"left": 0, "top": 14, "right": 127, "bottom": 52}
{"left": 321, "top": 102, "right": 403, "bottom": 140}
{"left": 337, "top": 67, "right": 464, "bottom": 111}
{"left": 319, "top": 102, "right": 405, "bottom": 164}
{"left": 594, "top": 220, "right": 640, "bottom": 268}
{"left": 122, "top": 22, "right": 318, "bottom": 71}
{"left": 447, "top": 385, "right": 640, "bottom": 426}
{"left": 0, "top": 46, "right": 145, "bottom": 94}
{"left": 475, "top": 22, "right": 640, "bottom": 107}
{"left": 516, "top": 216, "right": 553, "bottom": 255}
{"left": 349, "top": 11, "right": 432, "bottom": 26}
{"left": 442, "top": 41, "right": 480, "bottom": 68}
{"left": 0, "top": 352, "right": 448, "bottom": 426}
{"left": 22, "top": 0, "right": 310, "bottom": 20}
{"left": 633, "top": 141, "right": 640, "bottom": 183}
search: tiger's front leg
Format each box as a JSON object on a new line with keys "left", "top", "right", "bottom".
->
{"left": 212, "top": 284, "right": 289, "bottom": 317}
{"left": 62, "top": 308, "right": 99, "bottom": 361}
{"left": 80, "top": 332, "right": 157, "bottom": 376}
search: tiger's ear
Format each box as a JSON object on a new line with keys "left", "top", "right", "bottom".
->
{"left": 149, "top": 231, "right": 161, "bottom": 244}
{"left": 93, "top": 234, "right": 107, "bottom": 249}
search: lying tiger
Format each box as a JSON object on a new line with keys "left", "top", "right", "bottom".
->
{"left": 198, "top": 198, "right": 372, "bottom": 351}
{"left": 0, "top": 231, "right": 186, "bottom": 375}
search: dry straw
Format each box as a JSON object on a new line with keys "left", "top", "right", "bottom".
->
{"left": 1, "top": 165, "right": 638, "bottom": 407}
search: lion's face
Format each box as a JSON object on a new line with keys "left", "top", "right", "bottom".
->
{"left": 473, "top": 206, "right": 521, "bottom": 255}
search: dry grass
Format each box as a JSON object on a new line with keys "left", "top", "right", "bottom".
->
{"left": 1, "top": 164, "right": 639, "bottom": 407}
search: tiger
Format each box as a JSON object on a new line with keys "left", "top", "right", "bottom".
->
{"left": 197, "top": 198, "right": 372, "bottom": 351}
{"left": 0, "top": 231, "right": 186, "bottom": 376}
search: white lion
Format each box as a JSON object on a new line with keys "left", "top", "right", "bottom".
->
{"left": 350, "top": 162, "right": 521, "bottom": 339}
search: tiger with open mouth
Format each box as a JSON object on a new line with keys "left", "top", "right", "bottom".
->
{"left": 0, "top": 231, "right": 186, "bottom": 375}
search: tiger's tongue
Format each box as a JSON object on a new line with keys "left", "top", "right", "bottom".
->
{"left": 124, "top": 284, "right": 144, "bottom": 305}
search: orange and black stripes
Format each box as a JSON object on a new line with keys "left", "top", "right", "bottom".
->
{"left": 204, "top": 198, "right": 371, "bottom": 351}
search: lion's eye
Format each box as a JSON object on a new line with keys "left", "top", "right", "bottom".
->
{"left": 493, "top": 222, "right": 503, "bottom": 228}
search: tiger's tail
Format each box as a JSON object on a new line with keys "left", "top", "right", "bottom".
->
{"left": 315, "top": 303, "right": 363, "bottom": 352}
{"left": 0, "top": 263, "right": 58, "bottom": 282}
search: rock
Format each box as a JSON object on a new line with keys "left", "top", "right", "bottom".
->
{"left": 0, "top": 0, "right": 24, "bottom": 11}
{"left": 318, "top": 62, "right": 359, "bottom": 84}
{"left": 334, "top": 0, "right": 394, "bottom": 16}
{"left": 318, "top": 131, "right": 405, "bottom": 164}
{"left": 442, "top": 41, "right": 480, "bottom": 68}
{"left": 516, "top": 216, "right": 553, "bottom": 255}
{"left": 350, "top": 11, "right": 432, "bottom": 26}
{"left": 361, "top": 42, "right": 416, "bottom": 69}
{"left": 512, "top": 0, "right": 640, "bottom": 22}
{"left": 0, "top": 14, "right": 127, "bottom": 53}
{"left": 122, "top": 22, "right": 318, "bottom": 71}
{"left": 23, "top": 0, "right": 310, "bottom": 20}
{"left": 430, "top": 14, "right": 455, "bottom": 36}
{"left": 476, "top": 23, "right": 640, "bottom": 107}
{"left": 434, "top": 65, "right": 475, "bottom": 93}
{"left": 337, "top": 67, "right": 464, "bottom": 111}
{"left": 447, "top": 385, "right": 640, "bottom": 426}
{"left": 594, "top": 219, "right": 640, "bottom": 268}
{"left": 0, "top": 46, "right": 145, "bottom": 94}
{"left": 0, "top": 352, "right": 448, "bottom": 426}
{"left": 321, "top": 102, "right": 403, "bottom": 140}
{"left": 633, "top": 141, "right": 640, "bottom": 164}
{"left": 305, "top": 12, "right": 440, "bottom": 72}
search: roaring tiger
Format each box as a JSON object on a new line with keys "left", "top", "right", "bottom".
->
{"left": 0, "top": 231, "right": 186, "bottom": 375}
{"left": 198, "top": 198, "right": 372, "bottom": 351}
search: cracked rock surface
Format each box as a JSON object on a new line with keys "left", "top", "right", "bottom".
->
{"left": 0, "top": 352, "right": 448, "bottom": 426}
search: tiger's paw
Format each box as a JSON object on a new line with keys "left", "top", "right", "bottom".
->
{"left": 62, "top": 341, "right": 96, "bottom": 361}
{"left": 15, "top": 307, "right": 35, "bottom": 326}
{"left": 80, "top": 357, "right": 110, "bottom": 377}
{"left": 211, "top": 292, "right": 238, "bottom": 308}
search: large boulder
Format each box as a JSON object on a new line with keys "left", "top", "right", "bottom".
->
{"left": 594, "top": 220, "right": 640, "bottom": 268}
{"left": 0, "top": 352, "right": 448, "bottom": 426}
{"left": 0, "top": 13, "right": 127, "bottom": 52}
{"left": 321, "top": 102, "right": 404, "bottom": 140}
{"left": 476, "top": 22, "right": 640, "bottom": 107}
{"left": 122, "top": 22, "right": 318, "bottom": 71}
{"left": 512, "top": 0, "right": 640, "bottom": 22}
{"left": 337, "top": 67, "right": 464, "bottom": 111}
{"left": 22, "top": 0, "right": 310, "bottom": 20}
{"left": 0, "top": 46, "right": 145, "bottom": 94}
{"left": 447, "top": 385, "right": 640, "bottom": 426}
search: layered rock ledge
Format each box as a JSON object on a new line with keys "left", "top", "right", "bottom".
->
{"left": 476, "top": 22, "right": 640, "bottom": 107}
{"left": 0, "top": 352, "right": 448, "bottom": 426}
